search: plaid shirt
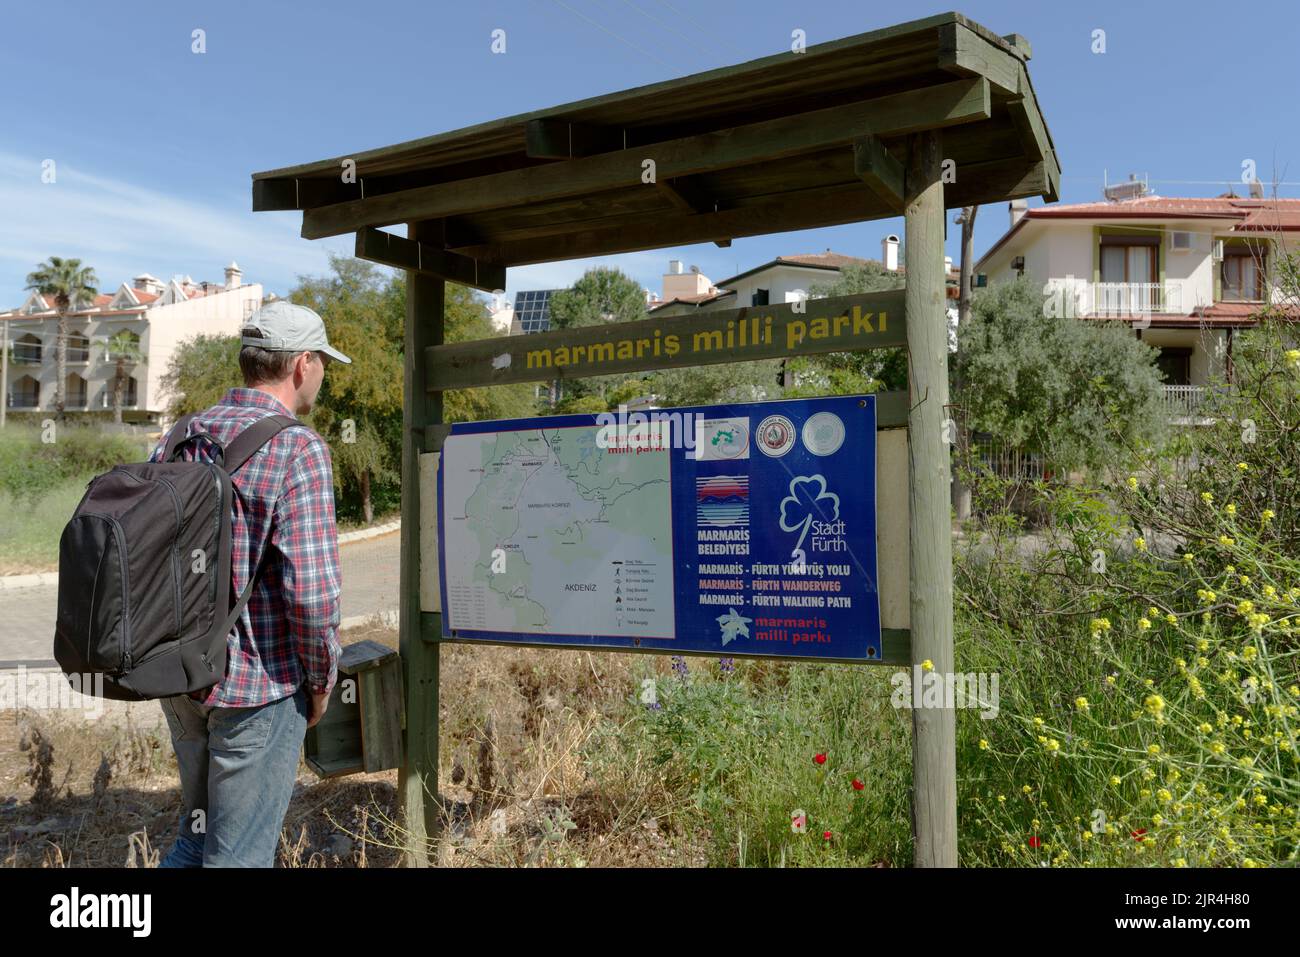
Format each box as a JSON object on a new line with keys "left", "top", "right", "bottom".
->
{"left": 148, "top": 387, "right": 342, "bottom": 708}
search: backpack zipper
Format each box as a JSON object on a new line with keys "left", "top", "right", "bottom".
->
{"left": 80, "top": 512, "right": 132, "bottom": 673}
{"left": 108, "top": 514, "right": 132, "bottom": 673}
{"left": 158, "top": 479, "right": 185, "bottom": 637}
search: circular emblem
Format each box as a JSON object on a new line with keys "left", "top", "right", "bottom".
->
{"left": 802, "top": 412, "right": 845, "bottom": 456}
{"left": 756, "top": 415, "right": 796, "bottom": 457}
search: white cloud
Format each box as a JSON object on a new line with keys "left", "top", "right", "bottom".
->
{"left": 0, "top": 151, "right": 351, "bottom": 306}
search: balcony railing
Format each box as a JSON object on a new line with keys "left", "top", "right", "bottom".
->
{"left": 1091, "top": 282, "right": 1183, "bottom": 317}
{"left": 1162, "top": 384, "right": 1206, "bottom": 419}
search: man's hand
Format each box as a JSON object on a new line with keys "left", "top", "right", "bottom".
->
{"left": 307, "top": 690, "right": 331, "bottom": 728}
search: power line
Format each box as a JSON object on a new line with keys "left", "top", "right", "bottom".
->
{"left": 652, "top": 0, "right": 750, "bottom": 60}
{"left": 615, "top": 0, "right": 721, "bottom": 62}
{"left": 548, "top": 0, "right": 674, "bottom": 69}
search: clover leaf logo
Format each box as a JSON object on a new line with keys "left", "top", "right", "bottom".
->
{"left": 779, "top": 475, "right": 841, "bottom": 557}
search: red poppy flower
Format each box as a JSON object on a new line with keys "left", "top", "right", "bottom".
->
{"left": 823, "top": 830, "right": 832, "bottom": 841}
{"left": 1028, "top": 836, "right": 1042, "bottom": 848}
{"left": 814, "top": 753, "right": 827, "bottom": 765}
{"left": 852, "top": 778, "right": 865, "bottom": 790}
{"left": 1131, "top": 829, "right": 1147, "bottom": 841}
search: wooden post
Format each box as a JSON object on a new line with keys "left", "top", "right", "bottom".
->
{"left": 398, "top": 219, "right": 444, "bottom": 866}
{"left": 903, "top": 130, "right": 958, "bottom": 867}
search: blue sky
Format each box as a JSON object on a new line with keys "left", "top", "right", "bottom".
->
{"left": 2, "top": 0, "right": 1298, "bottom": 308}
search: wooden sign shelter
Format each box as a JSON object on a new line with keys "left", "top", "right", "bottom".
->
{"left": 250, "top": 11, "right": 1058, "bottom": 868}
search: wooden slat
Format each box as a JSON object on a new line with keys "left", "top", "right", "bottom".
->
{"left": 425, "top": 290, "right": 906, "bottom": 390}
{"left": 300, "top": 79, "right": 990, "bottom": 239}
{"left": 339, "top": 638, "right": 399, "bottom": 674}
{"left": 359, "top": 661, "right": 405, "bottom": 772}
{"left": 354, "top": 227, "right": 505, "bottom": 292}
{"left": 854, "top": 136, "right": 905, "bottom": 211}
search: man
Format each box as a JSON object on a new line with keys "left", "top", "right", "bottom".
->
{"left": 148, "top": 300, "right": 349, "bottom": 867}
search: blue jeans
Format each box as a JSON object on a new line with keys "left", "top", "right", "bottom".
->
{"left": 158, "top": 685, "right": 309, "bottom": 868}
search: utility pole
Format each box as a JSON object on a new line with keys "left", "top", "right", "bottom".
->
{"left": 951, "top": 205, "right": 978, "bottom": 523}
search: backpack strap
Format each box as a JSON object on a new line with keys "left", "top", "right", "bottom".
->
{"left": 210, "top": 414, "right": 306, "bottom": 656}
{"left": 223, "top": 414, "right": 303, "bottom": 473}
{"left": 162, "top": 412, "right": 201, "bottom": 462}
{"left": 216, "top": 542, "right": 273, "bottom": 653}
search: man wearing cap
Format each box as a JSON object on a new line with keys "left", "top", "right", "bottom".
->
{"left": 146, "top": 300, "right": 352, "bottom": 867}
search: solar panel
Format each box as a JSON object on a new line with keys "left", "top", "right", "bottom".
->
{"left": 512, "top": 289, "right": 559, "bottom": 334}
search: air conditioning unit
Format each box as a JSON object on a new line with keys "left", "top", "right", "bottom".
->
{"left": 1170, "top": 231, "right": 1194, "bottom": 252}
{"left": 1212, "top": 239, "right": 1225, "bottom": 261}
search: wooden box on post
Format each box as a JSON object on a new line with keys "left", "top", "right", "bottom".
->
{"left": 304, "top": 639, "right": 406, "bottom": 778}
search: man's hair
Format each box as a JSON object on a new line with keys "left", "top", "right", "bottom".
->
{"left": 239, "top": 327, "right": 302, "bottom": 386}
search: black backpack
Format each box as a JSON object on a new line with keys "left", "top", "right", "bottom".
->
{"left": 53, "top": 412, "right": 302, "bottom": 701}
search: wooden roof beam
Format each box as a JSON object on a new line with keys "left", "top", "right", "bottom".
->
{"left": 354, "top": 227, "right": 505, "bottom": 292}
{"left": 525, "top": 119, "right": 629, "bottom": 159}
{"left": 854, "top": 136, "right": 905, "bottom": 212}
{"left": 455, "top": 159, "right": 1045, "bottom": 267}
{"left": 299, "top": 77, "right": 990, "bottom": 240}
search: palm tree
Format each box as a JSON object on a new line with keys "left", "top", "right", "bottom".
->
{"left": 102, "top": 329, "right": 144, "bottom": 424}
{"left": 25, "top": 257, "right": 99, "bottom": 422}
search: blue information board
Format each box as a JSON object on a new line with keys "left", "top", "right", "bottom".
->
{"left": 437, "top": 395, "right": 880, "bottom": 660}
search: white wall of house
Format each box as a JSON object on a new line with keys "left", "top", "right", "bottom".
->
{"left": 717, "top": 264, "right": 845, "bottom": 309}
{"left": 3, "top": 282, "right": 263, "bottom": 417}
{"left": 143, "top": 284, "right": 263, "bottom": 411}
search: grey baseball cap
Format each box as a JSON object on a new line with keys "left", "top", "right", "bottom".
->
{"left": 240, "top": 300, "right": 352, "bottom": 364}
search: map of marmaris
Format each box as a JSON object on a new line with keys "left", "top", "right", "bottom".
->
{"left": 442, "top": 426, "right": 676, "bottom": 637}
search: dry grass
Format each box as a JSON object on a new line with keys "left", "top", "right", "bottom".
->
{"left": 1, "top": 621, "right": 703, "bottom": 867}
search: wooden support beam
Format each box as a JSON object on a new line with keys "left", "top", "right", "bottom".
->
{"left": 854, "top": 136, "right": 905, "bottom": 211}
{"left": 398, "top": 220, "right": 444, "bottom": 868}
{"left": 355, "top": 227, "right": 505, "bottom": 292}
{"left": 655, "top": 177, "right": 715, "bottom": 214}
{"left": 714, "top": 239, "right": 731, "bottom": 248}
{"left": 902, "top": 130, "right": 957, "bottom": 868}
{"left": 456, "top": 185, "right": 885, "bottom": 265}
{"left": 300, "top": 78, "right": 990, "bottom": 239}
{"left": 252, "top": 176, "right": 364, "bottom": 211}
{"left": 937, "top": 21, "right": 1021, "bottom": 96}
{"left": 452, "top": 157, "right": 1044, "bottom": 267}
{"left": 525, "top": 119, "right": 628, "bottom": 158}
{"left": 426, "top": 290, "right": 906, "bottom": 390}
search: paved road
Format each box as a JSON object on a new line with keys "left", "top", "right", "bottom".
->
{"left": 0, "top": 531, "right": 401, "bottom": 667}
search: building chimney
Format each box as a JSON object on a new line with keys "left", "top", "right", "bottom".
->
{"left": 881, "top": 234, "right": 900, "bottom": 271}
{"left": 1009, "top": 199, "right": 1029, "bottom": 229}
{"left": 224, "top": 261, "right": 242, "bottom": 290}
{"left": 668, "top": 259, "right": 683, "bottom": 275}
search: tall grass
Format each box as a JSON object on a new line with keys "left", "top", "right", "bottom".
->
{"left": 0, "top": 423, "right": 149, "bottom": 570}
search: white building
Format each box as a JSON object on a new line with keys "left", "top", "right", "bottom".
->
{"left": 646, "top": 239, "right": 960, "bottom": 346}
{"left": 976, "top": 187, "right": 1300, "bottom": 417}
{"left": 1, "top": 262, "right": 263, "bottom": 422}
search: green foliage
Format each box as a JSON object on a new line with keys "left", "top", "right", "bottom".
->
{"left": 954, "top": 309, "right": 1300, "bottom": 866}
{"left": 157, "top": 333, "right": 242, "bottom": 418}
{"left": 548, "top": 267, "right": 647, "bottom": 330}
{"left": 797, "top": 259, "right": 908, "bottom": 395}
{"left": 0, "top": 422, "right": 146, "bottom": 506}
{"left": 957, "top": 275, "right": 1169, "bottom": 472}
{"left": 647, "top": 360, "right": 782, "bottom": 406}
{"left": 25, "top": 257, "right": 98, "bottom": 310}
{"left": 594, "top": 658, "right": 912, "bottom": 866}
